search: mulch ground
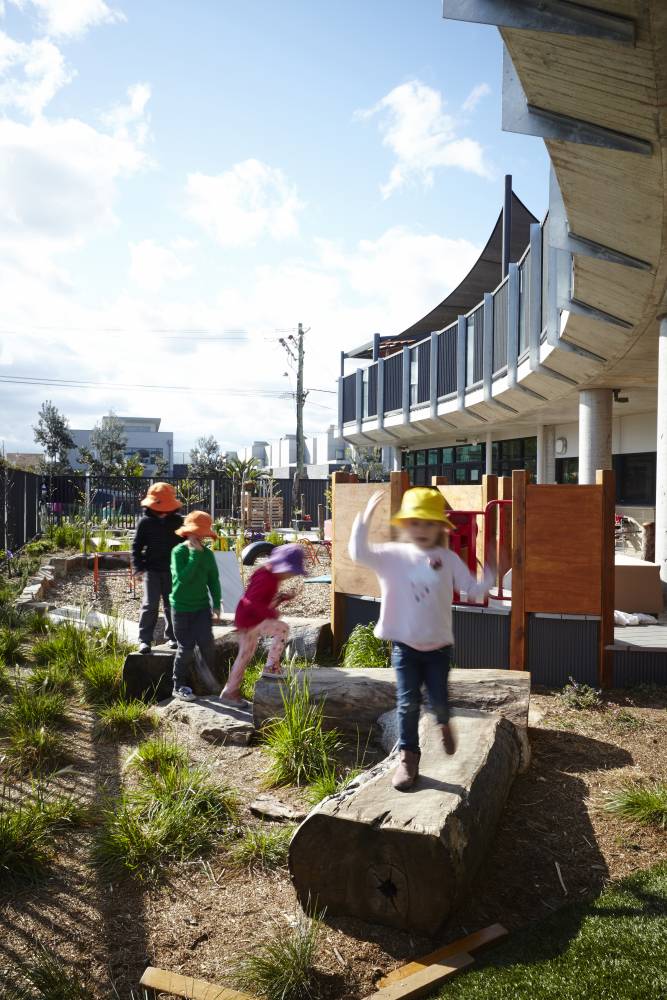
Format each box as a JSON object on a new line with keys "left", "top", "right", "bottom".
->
{"left": 1, "top": 682, "right": 666, "bottom": 998}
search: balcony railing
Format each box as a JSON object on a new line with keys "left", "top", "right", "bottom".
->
{"left": 340, "top": 216, "right": 547, "bottom": 430}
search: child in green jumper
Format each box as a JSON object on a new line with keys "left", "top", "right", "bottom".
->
{"left": 170, "top": 511, "right": 221, "bottom": 702}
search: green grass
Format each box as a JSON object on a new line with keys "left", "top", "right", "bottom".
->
{"left": 1, "top": 724, "right": 66, "bottom": 772}
{"left": 93, "top": 697, "right": 158, "bottom": 740}
{"left": 307, "top": 765, "right": 362, "bottom": 806}
{"left": 45, "top": 521, "right": 84, "bottom": 550}
{"left": 32, "top": 636, "right": 68, "bottom": 666}
{"left": 261, "top": 676, "right": 343, "bottom": 788}
{"left": 22, "top": 610, "right": 51, "bottom": 636}
{"left": 95, "top": 763, "right": 239, "bottom": 881}
{"left": 229, "top": 825, "right": 293, "bottom": 871}
{"left": 124, "top": 736, "right": 188, "bottom": 777}
{"left": 437, "top": 863, "right": 667, "bottom": 1000}
{"left": 0, "top": 793, "right": 89, "bottom": 882}
{"left": 0, "top": 626, "right": 28, "bottom": 665}
{"left": 341, "top": 624, "right": 390, "bottom": 669}
{"left": 2, "top": 945, "right": 92, "bottom": 1000}
{"left": 28, "top": 664, "right": 77, "bottom": 697}
{"left": 605, "top": 782, "right": 667, "bottom": 830}
{"left": 240, "top": 656, "right": 264, "bottom": 701}
{"left": 0, "top": 688, "right": 68, "bottom": 729}
{"left": 80, "top": 654, "right": 123, "bottom": 705}
{"left": 0, "top": 657, "right": 11, "bottom": 694}
{"left": 234, "top": 912, "right": 321, "bottom": 1000}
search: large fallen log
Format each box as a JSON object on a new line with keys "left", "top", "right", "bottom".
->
{"left": 289, "top": 711, "right": 521, "bottom": 934}
{"left": 254, "top": 667, "right": 531, "bottom": 768}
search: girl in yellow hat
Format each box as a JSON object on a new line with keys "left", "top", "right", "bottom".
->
{"left": 349, "top": 487, "right": 492, "bottom": 791}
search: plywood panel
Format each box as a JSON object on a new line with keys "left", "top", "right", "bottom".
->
{"left": 524, "top": 485, "right": 602, "bottom": 615}
{"left": 437, "top": 485, "right": 483, "bottom": 511}
{"left": 333, "top": 482, "right": 392, "bottom": 598}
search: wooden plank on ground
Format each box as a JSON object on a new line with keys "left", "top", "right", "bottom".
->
{"left": 139, "top": 966, "right": 255, "bottom": 1000}
{"left": 377, "top": 924, "right": 508, "bottom": 988}
{"left": 365, "top": 953, "right": 473, "bottom": 1000}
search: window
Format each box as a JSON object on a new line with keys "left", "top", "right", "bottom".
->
{"left": 428, "top": 448, "right": 440, "bottom": 465}
{"left": 556, "top": 458, "right": 578, "bottom": 484}
{"left": 415, "top": 450, "right": 426, "bottom": 466}
{"left": 442, "top": 447, "right": 454, "bottom": 465}
{"left": 613, "top": 452, "right": 656, "bottom": 505}
{"left": 493, "top": 436, "right": 537, "bottom": 479}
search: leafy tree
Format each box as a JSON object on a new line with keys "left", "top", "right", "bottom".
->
{"left": 189, "top": 435, "right": 226, "bottom": 477}
{"left": 154, "top": 454, "right": 169, "bottom": 476}
{"left": 33, "top": 400, "right": 75, "bottom": 474}
{"left": 347, "top": 446, "right": 385, "bottom": 483}
{"left": 227, "top": 456, "right": 261, "bottom": 518}
{"left": 78, "top": 411, "right": 127, "bottom": 475}
{"left": 123, "top": 453, "right": 144, "bottom": 478}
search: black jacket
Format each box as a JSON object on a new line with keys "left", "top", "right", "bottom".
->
{"left": 132, "top": 509, "right": 184, "bottom": 573}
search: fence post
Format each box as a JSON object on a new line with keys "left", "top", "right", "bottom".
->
{"left": 597, "top": 468, "right": 615, "bottom": 688}
{"left": 83, "top": 474, "right": 91, "bottom": 555}
{"left": 509, "top": 470, "right": 527, "bottom": 671}
{"left": 23, "top": 473, "right": 27, "bottom": 548}
{"left": 210, "top": 479, "right": 215, "bottom": 520}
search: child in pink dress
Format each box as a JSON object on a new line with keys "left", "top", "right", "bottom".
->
{"left": 219, "top": 544, "right": 307, "bottom": 708}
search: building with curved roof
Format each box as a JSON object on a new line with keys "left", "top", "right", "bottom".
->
{"left": 338, "top": 0, "right": 667, "bottom": 592}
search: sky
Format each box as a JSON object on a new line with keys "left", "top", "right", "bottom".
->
{"left": 0, "top": 0, "right": 549, "bottom": 457}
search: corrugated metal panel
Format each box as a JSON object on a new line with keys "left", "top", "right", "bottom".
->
{"left": 519, "top": 249, "right": 531, "bottom": 355}
{"left": 384, "top": 353, "right": 403, "bottom": 411}
{"left": 528, "top": 617, "right": 599, "bottom": 687}
{"left": 473, "top": 306, "right": 484, "bottom": 383}
{"left": 493, "top": 279, "right": 508, "bottom": 372}
{"left": 452, "top": 608, "right": 510, "bottom": 668}
{"left": 342, "top": 374, "right": 356, "bottom": 423}
{"left": 367, "top": 365, "right": 378, "bottom": 417}
{"left": 613, "top": 652, "right": 667, "bottom": 688}
{"left": 417, "top": 340, "right": 430, "bottom": 403}
{"left": 437, "top": 326, "right": 457, "bottom": 396}
{"left": 343, "top": 596, "right": 380, "bottom": 643}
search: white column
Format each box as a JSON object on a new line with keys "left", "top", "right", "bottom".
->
{"left": 536, "top": 425, "right": 556, "bottom": 484}
{"left": 392, "top": 447, "right": 402, "bottom": 473}
{"left": 578, "top": 389, "right": 613, "bottom": 485}
{"left": 485, "top": 432, "right": 493, "bottom": 476}
{"left": 656, "top": 316, "right": 667, "bottom": 594}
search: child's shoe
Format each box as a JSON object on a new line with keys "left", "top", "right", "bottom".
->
{"left": 392, "top": 749, "right": 419, "bottom": 791}
{"left": 139, "top": 643, "right": 151, "bottom": 655}
{"left": 173, "top": 686, "right": 196, "bottom": 702}
{"left": 168, "top": 641, "right": 178, "bottom": 650}
{"left": 262, "top": 665, "right": 284, "bottom": 679}
{"left": 218, "top": 693, "right": 250, "bottom": 710}
{"left": 441, "top": 723, "right": 456, "bottom": 755}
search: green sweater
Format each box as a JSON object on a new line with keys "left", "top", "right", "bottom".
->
{"left": 170, "top": 543, "right": 222, "bottom": 613}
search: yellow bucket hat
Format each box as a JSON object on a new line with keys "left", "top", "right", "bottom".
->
{"left": 391, "top": 487, "right": 455, "bottom": 528}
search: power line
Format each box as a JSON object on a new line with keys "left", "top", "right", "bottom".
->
{"left": 0, "top": 327, "right": 249, "bottom": 343}
{"left": 0, "top": 372, "right": 336, "bottom": 399}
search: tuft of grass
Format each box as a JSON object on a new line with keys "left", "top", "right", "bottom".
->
{"left": 0, "top": 626, "right": 28, "bottom": 665}
{"left": 229, "top": 825, "right": 293, "bottom": 871}
{"left": 341, "top": 624, "right": 390, "bottom": 669}
{"left": 240, "top": 656, "right": 264, "bottom": 701}
{"left": 2, "top": 945, "right": 92, "bottom": 1000}
{"left": 95, "top": 764, "right": 239, "bottom": 881}
{"left": 93, "top": 697, "right": 158, "bottom": 740}
{"left": 262, "top": 675, "right": 343, "bottom": 788}
{"left": 234, "top": 911, "right": 321, "bottom": 1000}
{"left": 559, "top": 677, "right": 603, "bottom": 710}
{"left": 22, "top": 611, "right": 51, "bottom": 636}
{"left": 0, "top": 793, "right": 88, "bottom": 883}
{"left": 605, "top": 782, "right": 667, "bottom": 830}
{"left": 28, "top": 664, "right": 77, "bottom": 698}
{"left": 2, "top": 724, "right": 66, "bottom": 772}
{"left": 0, "top": 657, "right": 12, "bottom": 695}
{"left": 81, "top": 655, "right": 123, "bottom": 705}
{"left": 0, "top": 688, "right": 68, "bottom": 730}
{"left": 125, "top": 736, "right": 188, "bottom": 777}
{"left": 610, "top": 708, "right": 644, "bottom": 733}
{"left": 307, "top": 765, "right": 362, "bottom": 806}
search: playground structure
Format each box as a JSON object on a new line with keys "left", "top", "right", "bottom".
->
{"left": 330, "top": 469, "right": 666, "bottom": 688}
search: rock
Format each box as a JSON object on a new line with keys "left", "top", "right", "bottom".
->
{"left": 289, "top": 711, "right": 521, "bottom": 934}
{"left": 157, "top": 696, "right": 254, "bottom": 745}
{"left": 249, "top": 794, "right": 307, "bottom": 823}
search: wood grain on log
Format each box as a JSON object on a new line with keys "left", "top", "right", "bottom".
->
{"left": 289, "top": 712, "right": 522, "bottom": 934}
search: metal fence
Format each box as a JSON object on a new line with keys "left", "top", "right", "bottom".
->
{"left": 1, "top": 467, "right": 41, "bottom": 553}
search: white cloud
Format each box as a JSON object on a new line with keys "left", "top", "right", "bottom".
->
{"left": 101, "top": 81, "right": 151, "bottom": 145}
{"left": 6, "top": 0, "right": 125, "bottom": 39}
{"left": 357, "top": 79, "right": 492, "bottom": 197}
{"left": 462, "top": 82, "right": 491, "bottom": 114}
{"left": 0, "top": 30, "right": 72, "bottom": 117}
{"left": 129, "top": 239, "right": 191, "bottom": 293}
{"left": 185, "top": 158, "right": 304, "bottom": 247}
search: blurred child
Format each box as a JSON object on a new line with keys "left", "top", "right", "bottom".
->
{"left": 349, "top": 487, "right": 492, "bottom": 792}
{"left": 219, "top": 544, "right": 306, "bottom": 708}
{"left": 132, "top": 482, "right": 183, "bottom": 654}
{"left": 170, "top": 511, "right": 222, "bottom": 702}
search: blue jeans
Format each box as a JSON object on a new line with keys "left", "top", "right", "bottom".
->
{"left": 171, "top": 608, "right": 215, "bottom": 689}
{"left": 392, "top": 642, "right": 452, "bottom": 753}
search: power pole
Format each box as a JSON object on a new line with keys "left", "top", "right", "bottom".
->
{"left": 279, "top": 324, "right": 309, "bottom": 513}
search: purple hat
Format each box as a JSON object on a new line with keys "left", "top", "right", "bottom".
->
{"left": 268, "top": 543, "right": 307, "bottom": 575}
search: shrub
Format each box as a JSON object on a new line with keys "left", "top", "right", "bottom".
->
{"left": 23, "top": 539, "right": 53, "bottom": 556}
{"left": 229, "top": 825, "right": 293, "bottom": 871}
{"left": 94, "top": 698, "right": 158, "bottom": 740}
{"left": 265, "top": 531, "right": 285, "bottom": 547}
{"left": 234, "top": 912, "right": 321, "bottom": 1000}
{"left": 81, "top": 655, "right": 123, "bottom": 705}
{"left": 605, "top": 782, "right": 667, "bottom": 830}
{"left": 262, "top": 676, "right": 343, "bottom": 787}
{"left": 559, "top": 677, "right": 603, "bottom": 710}
{"left": 0, "top": 627, "right": 28, "bottom": 665}
{"left": 95, "top": 765, "right": 239, "bottom": 880}
{"left": 341, "top": 624, "right": 390, "bottom": 669}
{"left": 45, "top": 521, "right": 84, "bottom": 551}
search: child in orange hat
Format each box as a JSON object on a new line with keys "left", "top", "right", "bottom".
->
{"left": 169, "top": 510, "right": 222, "bottom": 702}
{"left": 132, "top": 482, "right": 183, "bottom": 655}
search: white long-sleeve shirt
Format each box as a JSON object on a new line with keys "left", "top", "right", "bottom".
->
{"left": 348, "top": 514, "right": 491, "bottom": 651}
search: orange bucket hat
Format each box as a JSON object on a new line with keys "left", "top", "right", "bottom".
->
{"left": 140, "top": 482, "right": 182, "bottom": 512}
{"left": 175, "top": 510, "right": 218, "bottom": 540}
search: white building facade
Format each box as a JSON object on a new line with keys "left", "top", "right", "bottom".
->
{"left": 69, "top": 417, "right": 174, "bottom": 476}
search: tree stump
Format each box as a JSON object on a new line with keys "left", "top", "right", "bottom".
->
{"left": 289, "top": 711, "right": 521, "bottom": 934}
